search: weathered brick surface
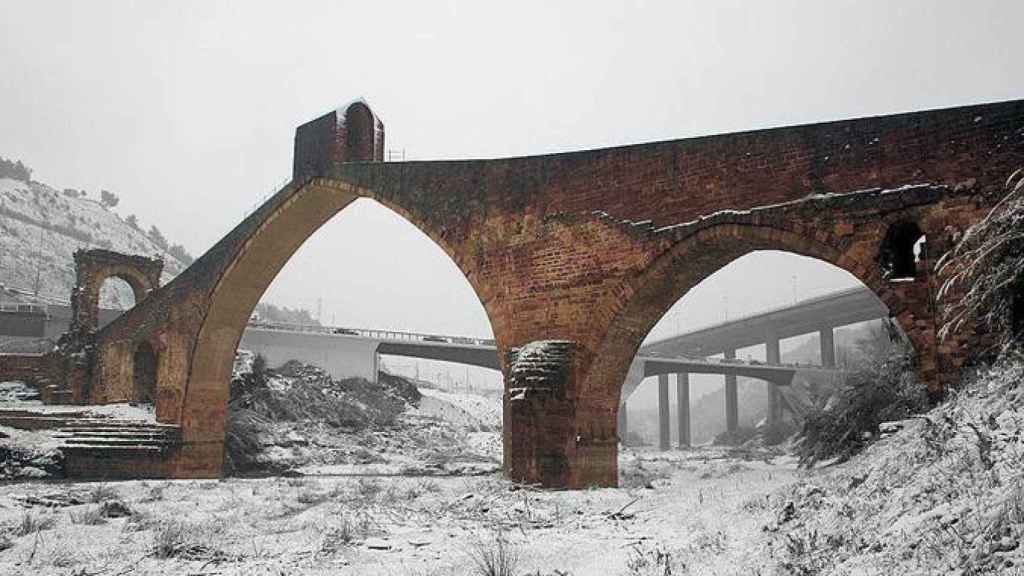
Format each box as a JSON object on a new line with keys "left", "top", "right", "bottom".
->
{"left": 42, "top": 98, "right": 1024, "bottom": 487}
{"left": 0, "top": 353, "right": 44, "bottom": 383}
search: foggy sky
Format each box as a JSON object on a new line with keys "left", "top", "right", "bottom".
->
{"left": 1, "top": 0, "right": 1022, "bottom": 343}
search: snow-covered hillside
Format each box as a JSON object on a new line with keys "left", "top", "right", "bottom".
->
{"left": 0, "top": 177, "right": 191, "bottom": 306}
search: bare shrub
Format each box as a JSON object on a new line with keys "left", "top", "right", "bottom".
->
{"left": 778, "top": 527, "right": 841, "bottom": 575}
{"left": 620, "top": 466, "right": 669, "bottom": 490}
{"left": 416, "top": 478, "right": 441, "bottom": 494}
{"left": 467, "top": 529, "right": 519, "bottom": 576}
{"left": 939, "top": 169, "right": 1024, "bottom": 353}
{"left": 150, "top": 520, "right": 230, "bottom": 562}
{"left": 88, "top": 483, "right": 119, "bottom": 503}
{"left": 317, "top": 515, "right": 362, "bottom": 556}
{"left": 69, "top": 506, "right": 107, "bottom": 525}
{"left": 356, "top": 478, "right": 382, "bottom": 500}
{"left": 48, "top": 546, "right": 78, "bottom": 568}
{"left": 99, "top": 500, "right": 133, "bottom": 518}
{"left": 741, "top": 494, "right": 770, "bottom": 514}
{"left": 13, "top": 511, "right": 56, "bottom": 536}
{"left": 623, "top": 543, "right": 685, "bottom": 575}
{"left": 143, "top": 484, "right": 166, "bottom": 502}
{"left": 296, "top": 488, "right": 328, "bottom": 506}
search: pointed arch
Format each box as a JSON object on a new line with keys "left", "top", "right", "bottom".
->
{"left": 589, "top": 222, "right": 911, "bottom": 411}
{"left": 177, "top": 177, "right": 501, "bottom": 459}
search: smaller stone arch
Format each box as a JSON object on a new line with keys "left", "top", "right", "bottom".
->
{"left": 132, "top": 340, "right": 158, "bottom": 405}
{"left": 70, "top": 249, "right": 163, "bottom": 333}
{"left": 878, "top": 220, "right": 926, "bottom": 280}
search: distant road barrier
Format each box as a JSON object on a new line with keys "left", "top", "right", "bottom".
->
{"left": 246, "top": 320, "right": 497, "bottom": 348}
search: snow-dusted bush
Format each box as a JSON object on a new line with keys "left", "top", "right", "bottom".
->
{"left": 939, "top": 168, "right": 1024, "bottom": 353}
{"left": 796, "top": 345, "right": 927, "bottom": 468}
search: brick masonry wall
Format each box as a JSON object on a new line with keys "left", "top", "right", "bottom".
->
{"left": 0, "top": 353, "right": 44, "bottom": 383}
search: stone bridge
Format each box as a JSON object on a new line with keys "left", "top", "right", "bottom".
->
{"left": 50, "top": 98, "right": 1024, "bottom": 487}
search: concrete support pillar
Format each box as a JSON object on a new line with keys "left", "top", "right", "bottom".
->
{"left": 765, "top": 330, "right": 782, "bottom": 425}
{"left": 658, "top": 373, "right": 670, "bottom": 451}
{"left": 724, "top": 349, "right": 738, "bottom": 433}
{"left": 819, "top": 326, "right": 836, "bottom": 368}
{"left": 676, "top": 372, "right": 690, "bottom": 448}
{"left": 617, "top": 359, "right": 644, "bottom": 446}
{"left": 618, "top": 400, "right": 628, "bottom": 445}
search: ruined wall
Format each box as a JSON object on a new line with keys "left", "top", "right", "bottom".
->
{"left": 70, "top": 249, "right": 163, "bottom": 334}
{"left": 0, "top": 353, "right": 44, "bottom": 384}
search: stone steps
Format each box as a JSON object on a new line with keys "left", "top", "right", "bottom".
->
{"left": 44, "top": 385, "right": 74, "bottom": 404}
{"left": 0, "top": 414, "right": 88, "bottom": 430}
{"left": 0, "top": 406, "right": 182, "bottom": 479}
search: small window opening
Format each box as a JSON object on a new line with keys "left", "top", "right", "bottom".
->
{"left": 879, "top": 222, "right": 925, "bottom": 280}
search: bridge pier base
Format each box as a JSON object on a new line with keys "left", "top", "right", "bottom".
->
{"left": 504, "top": 340, "right": 617, "bottom": 488}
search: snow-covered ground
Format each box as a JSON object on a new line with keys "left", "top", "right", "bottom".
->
{"left": 0, "top": 447, "right": 799, "bottom": 576}
{"left": 412, "top": 387, "right": 502, "bottom": 431}
{"left": 3, "top": 353, "right": 1023, "bottom": 574}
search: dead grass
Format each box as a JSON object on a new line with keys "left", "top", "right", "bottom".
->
{"left": 142, "top": 484, "right": 166, "bottom": 502}
{"left": 620, "top": 466, "right": 669, "bottom": 490}
{"left": 356, "top": 477, "right": 383, "bottom": 499}
{"left": 296, "top": 487, "right": 329, "bottom": 506}
{"left": 623, "top": 543, "right": 687, "bottom": 575}
{"left": 467, "top": 529, "right": 520, "bottom": 576}
{"left": 316, "top": 514, "right": 369, "bottom": 556}
{"left": 69, "top": 506, "right": 107, "bottom": 525}
{"left": 13, "top": 511, "right": 57, "bottom": 536}
{"left": 88, "top": 483, "right": 120, "bottom": 503}
{"left": 150, "top": 519, "right": 232, "bottom": 563}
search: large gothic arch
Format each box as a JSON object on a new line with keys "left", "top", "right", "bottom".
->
{"left": 178, "top": 178, "right": 502, "bottom": 466}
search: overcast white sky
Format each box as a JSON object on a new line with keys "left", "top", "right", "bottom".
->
{"left": 1, "top": 1, "right": 1021, "bottom": 348}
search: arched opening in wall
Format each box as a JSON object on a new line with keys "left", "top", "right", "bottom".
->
{"left": 618, "top": 250, "right": 902, "bottom": 454}
{"left": 132, "top": 340, "right": 158, "bottom": 406}
{"left": 224, "top": 196, "right": 500, "bottom": 476}
{"left": 343, "top": 102, "right": 375, "bottom": 162}
{"left": 879, "top": 221, "right": 926, "bottom": 280}
{"left": 98, "top": 276, "right": 137, "bottom": 329}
